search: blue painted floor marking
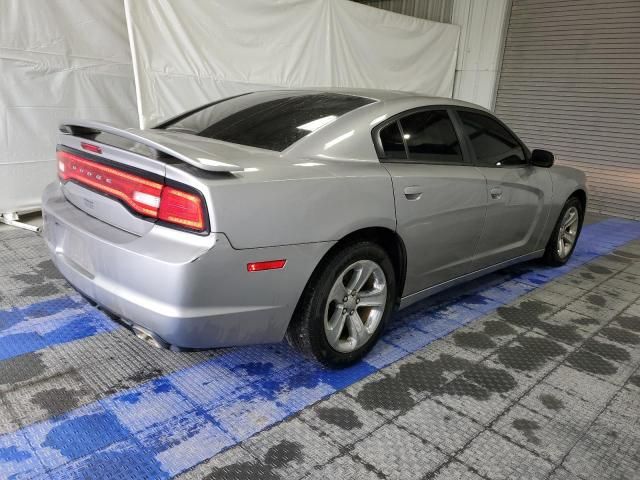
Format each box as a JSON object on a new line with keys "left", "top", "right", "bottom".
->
{"left": 1, "top": 218, "right": 640, "bottom": 479}
{"left": 0, "top": 431, "right": 45, "bottom": 479}
{"left": 0, "top": 295, "right": 119, "bottom": 361}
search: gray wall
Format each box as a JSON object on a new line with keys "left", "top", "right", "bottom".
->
{"left": 495, "top": 0, "right": 640, "bottom": 219}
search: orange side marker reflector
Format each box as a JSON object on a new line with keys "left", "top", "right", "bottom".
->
{"left": 247, "top": 260, "right": 287, "bottom": 272}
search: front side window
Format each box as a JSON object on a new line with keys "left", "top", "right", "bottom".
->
{"left": 457, "top": 111, "right": 526, "bottom": 167}
{"left": 158, "top": 91, "right": 374, "bottom": 152}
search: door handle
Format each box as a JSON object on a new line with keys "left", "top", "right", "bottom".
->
{"left": 490, "top": 187, "right": 503, "bottom": 200}
{"left": 403, "top": 186, "right": 423, "bottom": 200}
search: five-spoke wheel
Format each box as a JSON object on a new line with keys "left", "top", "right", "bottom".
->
{"left": 286, "top": 241, "right": 396, "bottom": 367}
{"left": 557, "top": 205, "right": 579, "bottom": 259}
{"left": 324, "top": 260, "right": 387, "bottom": 353}
{"left": 543, "top": 196, "right": 584, "bottom": 266}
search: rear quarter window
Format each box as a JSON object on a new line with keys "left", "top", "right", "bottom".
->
{"left": 379, "top": 121, "right": 407, "bottom": 160}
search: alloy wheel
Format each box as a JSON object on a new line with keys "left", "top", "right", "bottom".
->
{"left": 323, "top": 259, "right": 387, "bottom": 353}
{"left": 557, "top": 206, "right": 579, "bottom": 259}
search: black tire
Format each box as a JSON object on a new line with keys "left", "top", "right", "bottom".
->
{"left": 542, "top": 196, "right": 584, "bottom": 266}
{"left": 286, "top": 241, "right": 396, "bottom": 368}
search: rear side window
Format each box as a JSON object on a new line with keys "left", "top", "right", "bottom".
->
{"left": 399, "top": 110, "right": 463, "bottom": 163}
{"left": 457, "top": 111, "right": 526, "bottom": 167}
{"left": 378, "top": 110, "right": 464, "bottom": 164}
{"left": 158, "top": 91, "right": 374, "bottom": 152}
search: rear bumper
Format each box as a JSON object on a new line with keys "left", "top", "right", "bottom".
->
{"left": 42, "top": 182, "right": 333, "bottom": 348}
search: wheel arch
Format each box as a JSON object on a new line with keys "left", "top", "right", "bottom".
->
{"left": 570, "top": 188, "right": 587, "bottom": 212}
{"left": 296, "top": 226, "right": 407, "bottom": 315}
{"left": 332, "top": 226, "right": 407, "bottom": 304}
{"left": 285, "top": 225, "right": 407, "bottom": 363}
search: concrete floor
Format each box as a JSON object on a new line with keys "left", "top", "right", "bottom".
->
{"left": 0, "top": 215, "right": 639, "bottom": 479}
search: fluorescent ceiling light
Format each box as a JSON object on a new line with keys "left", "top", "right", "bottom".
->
{"left": 370, "top": 114, "right": 387, "bottom": 126}
{"left": 324, "top": 130, "right": 354, "bottom": 150}
{"left": 294, "top": 162, "right": 325, "bottom": 167}
{"left": 298, "top": 115, "right": 337, "bottom": 132}
{"left": 197, "top": 158, "right": 237, "bottom": 168}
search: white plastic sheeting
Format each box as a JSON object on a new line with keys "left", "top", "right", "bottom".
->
{"left": 1, "top": 0, "right": 459, "bottom": 213}
{"left": 0, "top": 0, "right": 136, "bottom": 213}
{"left": 124, "top": 0, "right": 460, "bottom": 128}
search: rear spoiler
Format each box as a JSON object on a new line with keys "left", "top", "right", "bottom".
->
{"left": 59, "top": 119, "right": 240, "bottom": 173}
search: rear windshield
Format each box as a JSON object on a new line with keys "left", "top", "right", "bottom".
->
{"left": 156, "top": 91, "right": 374, "bottom": 151}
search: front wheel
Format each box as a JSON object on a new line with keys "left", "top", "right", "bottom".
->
{"left": 286, "top": 241, "right": 396, "bottom": 368}
{"left": 542, "top": 197, "right": 584, "bottom": 266}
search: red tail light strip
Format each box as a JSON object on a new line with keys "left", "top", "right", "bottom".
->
{"left": 57, "top": 149, "right": 206, "bottom": 232}
{"left": 159, "top": 186, "right": 205, "bottom": 230}
{"left": 57, "top": 150, "right": 162, "bottom": 217}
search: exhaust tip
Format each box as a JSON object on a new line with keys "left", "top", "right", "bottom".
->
{"left": 132, "top": 325, "right": 169, "bottom": 349}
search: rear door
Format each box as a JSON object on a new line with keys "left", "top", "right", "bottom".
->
{"left": 453, "top": 109, "right": 552, "bottom": 269}
{"left": 375, "top": 108, "right": 487, "bottom": 296}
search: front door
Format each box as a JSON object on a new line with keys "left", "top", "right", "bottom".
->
{"left": 454, "top": 110, "right": 553, "bottom": 269}
{"left": 376, "top": 109, "right": 487, "bottom": 296}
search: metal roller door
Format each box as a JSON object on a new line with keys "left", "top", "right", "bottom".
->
{"left": 495, "top": 0, "right": 640, "bottom": 219}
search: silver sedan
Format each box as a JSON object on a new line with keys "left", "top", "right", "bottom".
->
{"left": 42, "top": 89, "right": 586, "bottom": 366}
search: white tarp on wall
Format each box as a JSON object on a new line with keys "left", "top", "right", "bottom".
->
{"left": 124, "top": 0, "right": 460, "bottom": 128}
{"left": 0, "top": 0, "right": 136, "bottom": 213}
{"left": 1, "top": 0, "right": 459, "bottom": 213}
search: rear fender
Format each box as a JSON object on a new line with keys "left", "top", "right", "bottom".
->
{"left": 209, "top": 161, "right": 397, "bottom": 249}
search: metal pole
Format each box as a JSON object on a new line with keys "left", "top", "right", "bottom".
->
{"left": 0, "top": 212, "right": 42, "bottom": 234}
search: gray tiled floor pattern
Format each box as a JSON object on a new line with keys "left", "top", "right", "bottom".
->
{"left": 0, "top": 229, "right": 222, "bottom": 436}
{"left": 1, "top": 226, "right": 639, "bottom": 479}
{"left": 180, "top": 240, "right": 640, "bottom": 480}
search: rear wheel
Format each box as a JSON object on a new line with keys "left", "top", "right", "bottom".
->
{"left": 286, "top": 241, "right": 396, "bottom": 368}
{"left": 542, "top": 197, "right": 583, "bottom": 266}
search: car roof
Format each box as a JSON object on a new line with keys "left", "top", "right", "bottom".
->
{"left": 285, "top": 87, "right": 490, "bottom": 112}
{"left": 276, "top": 87, "right": 497, "bottom": 160}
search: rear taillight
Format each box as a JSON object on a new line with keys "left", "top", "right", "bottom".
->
{"left": 57, "top": 148, "right": 207, "bottom": 233}
{"left": 158, "top": 186, "right": 205, "bottom": 231}
{"left": 57, "top": 149, "right": 162, "bottom": 217}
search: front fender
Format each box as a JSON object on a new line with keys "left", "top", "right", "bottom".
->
{"left": 540, "top": 165, "right": 588, "bottom": 247}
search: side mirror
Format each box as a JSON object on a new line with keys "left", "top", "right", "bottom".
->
{"left": 530, "top": 149, "right": 554, "bottom": 168}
